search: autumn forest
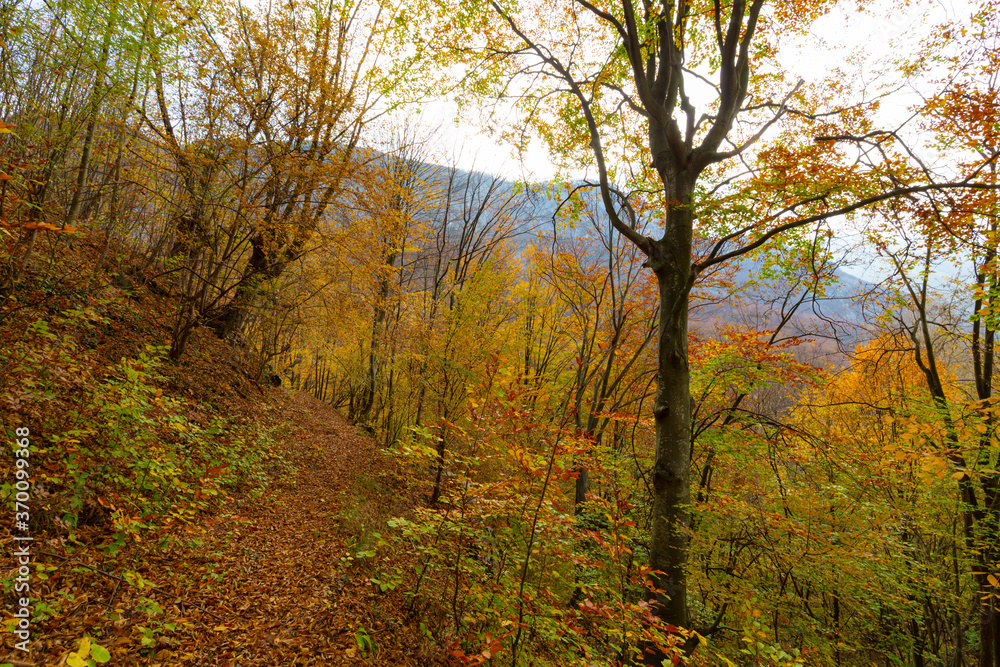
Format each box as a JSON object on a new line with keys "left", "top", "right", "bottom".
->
{"left": 2, "top": 0, "right": 1000, "bottom": 665}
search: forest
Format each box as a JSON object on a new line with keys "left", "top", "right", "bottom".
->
{"left": 1, "top": 0, "right": 1000, "bottom": 665}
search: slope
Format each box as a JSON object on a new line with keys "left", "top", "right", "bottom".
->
{"left": 0, "top": 236, "right": 433, "bottom": 666}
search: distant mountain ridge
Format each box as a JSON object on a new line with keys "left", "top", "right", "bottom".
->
{"left": 390, "top": 155, "right": 870, "bottom": 327}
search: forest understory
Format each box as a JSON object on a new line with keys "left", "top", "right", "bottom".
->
{"left": 0, "top": 239, "right": 440, "bottom": 665}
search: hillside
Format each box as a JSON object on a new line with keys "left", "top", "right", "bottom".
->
{"left": 0, "top": 239, "right": 428, "bottom": 665}
{"left": 4, "top": 0, "right": 1000, "bottom": 661}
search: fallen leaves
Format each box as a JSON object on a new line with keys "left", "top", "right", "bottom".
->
{"left": 5, "top": 391, "right": 429, "bottom": 666}
{"left": 65, "top": 636, "right": 111, "bottom": 666}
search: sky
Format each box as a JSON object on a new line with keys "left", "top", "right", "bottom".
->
{"left": 403, "top": 0, "right": 977, "bottom": 182}
{"left": 784, "top": 0, "right": 978, "bottom": 284}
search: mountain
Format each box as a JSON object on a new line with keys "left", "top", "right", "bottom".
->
{"left": 386, "top": 156, "right": 871, "bottom": 335}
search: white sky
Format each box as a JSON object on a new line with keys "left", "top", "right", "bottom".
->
{"left": 785, "top": 1, "right": 978, "bottom": 284}
{"left": 401, "top": 0, "right": 976, "bottom": 183}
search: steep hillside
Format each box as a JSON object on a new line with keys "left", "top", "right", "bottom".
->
{"left": 0, "top": 235, "right": 422, "bottom": 665}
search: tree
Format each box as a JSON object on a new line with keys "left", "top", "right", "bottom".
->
{"left": 854, "top": 6, "right": 1000, "bottom": 663}
{"left": 411, "top": 0, "right": 1000, "bottom": 658}
{"left": 136, "top": 0, "right": 405, "bottom": 358}
{"left": 537, "top": 199, "right": 658, "bottom": 511}
{"left": 202, "top": 0, "right": 389, "bottom": 341}
{"left": 0, "top": 0, "right": 166, "bottom": 285}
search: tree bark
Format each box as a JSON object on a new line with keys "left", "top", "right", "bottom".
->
{"left": 647, "top": 263, "right": 693, "bottom": 639}
{"left": 643, "top": 160, "right": 697, "bottom": 658}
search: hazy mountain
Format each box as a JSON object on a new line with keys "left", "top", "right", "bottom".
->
{"left": 394, "top": 158, "right": 871, "bottom": 333}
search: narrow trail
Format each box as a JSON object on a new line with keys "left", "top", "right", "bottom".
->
{"left": 132, "top": 390, "right": 422, "bottom": 666}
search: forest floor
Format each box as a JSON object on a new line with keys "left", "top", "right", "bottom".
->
{"left": 0, "top": 238, "right": 439, "bottom": 665}
{"left": 6, "top": 387, "right": 434, "bottom": 666}
{"left": 132, "top": 389, "right": 427, "bottom": 666}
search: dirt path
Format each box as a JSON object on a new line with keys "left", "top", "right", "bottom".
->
{"left": 152, "top": 389, "right": 425, "bottom": 666}
{"left": 20, "top": 390, "right": 425, "bottom": 666}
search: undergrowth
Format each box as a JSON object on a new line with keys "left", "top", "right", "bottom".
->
{"left": 0, "top": 270, "right": 299, "bottom": 662}
{"left": 1, "top": 303, "right": 291, "bottom": 553}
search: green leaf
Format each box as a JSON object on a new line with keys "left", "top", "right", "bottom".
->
{"left": 90, "top": 643, "right": 111, "bottom": 663}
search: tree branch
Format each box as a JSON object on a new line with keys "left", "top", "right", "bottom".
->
{"left": 695, "top": 180, "right": 1000, "bottom": 271}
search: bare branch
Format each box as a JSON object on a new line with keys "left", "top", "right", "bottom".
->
{"left": 696, "top": 180, "right": 1000, "bottom": 271}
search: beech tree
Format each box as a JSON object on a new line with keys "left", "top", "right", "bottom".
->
{"left": 203, "top": 0, "right": 387, "bottom": 341}
{"left": 849, "top": 7, "right": 1000, "bottom": 664}
{"left": 137, "top": 0, "right": 406, "bottom": 358}
{"left": 408, "top": 0, "right": 1000, "bottom": 658}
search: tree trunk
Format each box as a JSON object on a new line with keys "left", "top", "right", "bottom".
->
{"left": 647, "top": 268, "right": 692, "bottom": 637}
{"left": 209, "top": 234, "right": 282, "bottom": 340}
{"left": 971, "top": 218, "right": 998, "bottom": 667}
{"left": 643, "top": 166, "right": 696, "bottom": 660}
{"left": 574, "top": 466, "right": 589, "bottom": 511}
{"left": 65, "top": 7, "right": 115, "bottom": 227}
{"left": 978, "top": 477, "right": 1000, "bottom": 667}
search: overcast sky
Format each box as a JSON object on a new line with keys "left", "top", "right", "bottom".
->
{"left": 405, "top": 0, "right": 976, "bottom": 183}
{"left": 389, "top": 1, "right": 979, "bottom": 285}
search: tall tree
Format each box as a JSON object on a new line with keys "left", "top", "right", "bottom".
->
{"left": 863, "top": 6, "right": 1000, "bottom": 664}
{"left": 201, "top": 0, "right": 389, "bottom": 340}
{"left": 411, "top": 0, "right": 1000, "bottom": 658}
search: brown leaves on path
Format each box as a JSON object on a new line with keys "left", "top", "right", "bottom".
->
{"left": 173, "top": 391, "right": 382, "bottom": 664}
{"left": 4, "top": 390, "right": 432, "bottom": 666}
{"left": 147, "top": 390, "right": 428, "bottom": 665}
